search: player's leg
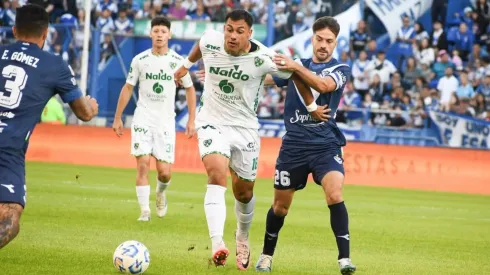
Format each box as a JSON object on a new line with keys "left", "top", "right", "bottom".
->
{"left": 131, "top": 124, "right": 153, "bottom": 221}
{"left": 228, "top": 127, "right": 261, "bottom": 270}
{"left": 313, "top": 153, "right": 356, "bottom": 275}
{"left": 256, "top": 163, "right": 308, "bottom": 272}
{"left": 152, "top": 128, "right": 174, "bottom": 217}
{"left": 197, "top": 125, "right": 231, "bottom": 266}
{"left": 0, "top": 203, "right": 23, "bottom": 249}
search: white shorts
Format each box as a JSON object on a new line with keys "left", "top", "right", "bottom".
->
{"left": 197, "top": 124, "right": 260, "bottom": 182}
{"left": 131, "top": 123, "right": 175, "bottom": 163}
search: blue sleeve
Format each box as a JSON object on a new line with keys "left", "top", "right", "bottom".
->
{"left": 272, "top": 76, "right": 289, "bottom": 88}
{"left": 333, "top": 65, "right": 352, "bottom": 92}
{"left": 55, "top": 60, "right": 83, "bottom": 103}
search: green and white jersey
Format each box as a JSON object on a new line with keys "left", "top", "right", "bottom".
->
{"left": 126, "top": 48, "right": 193, "bottom": 127}
{"left": 197, "top": 29, "right": 293, "bottom": 130}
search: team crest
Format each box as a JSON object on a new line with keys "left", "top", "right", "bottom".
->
{"left": 170, "top": 62, "right": 177, "bottom": 69}
{"left": 134, "top": 143, "right": 139, "bottom": 150}
{"left": 203, "top": 139, "right": 212, "bottom": 147}
{"left": 254, "top": 56, "right": 264, "bottom": 67}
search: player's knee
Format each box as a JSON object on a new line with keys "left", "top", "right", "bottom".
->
{"left": 0, "top": 203, "right": 22, "bottom": 249}
{"left": 157, "top": 170, "right": 171, "bottom": 183}
{"left": 326, "top": 191, "right": 343, "bottom": 205}
{"left": 136, "top": 160, "right": 150, "bottom": 178}
{"left": 234, "top": 189, "right": 253, "bottom": 204}
{"left": 272, "top": 204, "right": 289, "bottom": 217}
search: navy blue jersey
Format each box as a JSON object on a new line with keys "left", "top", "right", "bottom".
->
{"left": 0, "top": 41, "right": 82, "bottom": 156}
{"left": 273, "top": 58, "right": 351, "bottom": 151}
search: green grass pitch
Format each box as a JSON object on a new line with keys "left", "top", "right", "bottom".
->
{"left": 1, "top": 162, "right": 489, "bottom": 274}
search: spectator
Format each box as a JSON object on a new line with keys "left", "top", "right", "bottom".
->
{"left": 352, "top": 50, "right": 370, "bottom": 98}
{"left": 96, "top": 0, "right": 118, "bottom": 17}
{"left": 368, "top": 74, "right": 385, "bottom": 103}
{"left": 365, "top": 39, "right": 377, "bottom": 60}
{"left": 2, "top": 0, "right": 16, "bottom": 27}
{"left": 451, "top": 50, "right": 463, "bottom": 70}
{"left": 476, "top": 71, "right": 490, "bottom": 97}
{"left": 437, "top": 66, "right": 459, "bottom": 111}
{"left": 186, "top": 2, "right": 211, "bottom": 21}
{"left": 456, "top": 71, "right": 475, "bottom": 99}
{"left": 175, "top": 89, "right": 188, "bottom": 115}
{"left": 473, "top": 0, "right": 490, "bottom": 32}
{"left": 453, "top": 22, "right": 473, "bottom": 61}
{"left": 410, "top": 97, "right": 427, "bottom": 128}
{"left": 387, "top": 105, "right": 407, "bottom": 127}
{"left": 300, "top": 0, "right": 319, "bottom": 27}
{"left": 433, "top": 50, "right": 454, "bottom": 79}
{"left": 430, "top": 20, "right": 448, "bottom": 51}
{"left": 122, "top": 0, "right": 141, "bottom": 20}
{"left": 292, "top": 12, "right": 308, "bottom": 35}
{"left": 99, "top": 34, "right": 114, "bottom": 69}
{"left": 350, "top": 20, "right": 370, "bottom": 59}
{"left": 114, "top": 9, "right": 134, "bottom": 35}
{"left": 468, "top": 44, "right": 489, "bottom": 69}
{"left": 413, "top": 22, "right": 429, "bottom": 45}
{"left": 366, "top": 51, "right": 397, "bottom": 84}
{"left": 473, "top": 92, "right": 487, "bottom": 118}
{"left": 42, "top": 24, "right": 58, "bottom": 52}
{"left": 52, "top": 44, "right": 70, "bottom": 63}
{"left": 420, "top": 62, "right": 434, "bottom": 83}
{"left": 168, "top": 0, "right": 188, "bottom": 20}
{"left": 413, "top": 38, "right": 435, "bottom": 66}
{"left": 431, "top": 0, "right": 448, "bottom": 25}
{"left": 402, "top": 57, "right": 422, "bottom": 86}
{"left": 182, "top": 0, "right": 197, "bottom": 14}
{"left": 396, "top": 15, "right": 416, "bottom": 69}
{"left": 135, "top": 1, "right": 151, "bottom": 19}
{"left": 96, "top": 8, "right": 115, "bottom": 37}
{"left": 273, "top": 1, "right": 289, "bottom": 43}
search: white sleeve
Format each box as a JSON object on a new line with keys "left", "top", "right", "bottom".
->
{"left": 126, "top": 57, "right": 139, "bottom": 86}
{"left": 181, "top": 73, "right": 194, "bottom": 88}
{"left": 199, "top": 29, "right": 222, "bottom": 54}
{"left": 262, "top": 49, "right": 294, "bottom": 79}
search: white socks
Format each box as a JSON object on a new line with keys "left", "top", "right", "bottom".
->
{"left": 235, "top": 195, "right": 255, "bottom": 242}
{"left": 204, "top": 184, "right": 227, "bottom": 251}
{"left": 136, "top": 185, "right": 150, "bottom": 213}
{"left": 157, "top": 178, "right": 170, "bottom": 193}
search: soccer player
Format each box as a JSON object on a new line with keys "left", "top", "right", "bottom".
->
{"left": 174, "top": 9, "right": 329, "bottom": 269}
{"left": 112, "top": 16, "right": 197, "bottom": 222}
{"left": 0, "top": 4, "right": 98, "bottom": 249}
{"left": 254, "top": 17, "right": 357, "bottom": 274}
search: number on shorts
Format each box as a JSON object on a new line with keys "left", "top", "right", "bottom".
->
{"left": 165, "top": 144, "right": 172, "bottom": 153}
{"left": 274, "top": 170, "right": 290, "bottom": 187}
{"left": 0, "top": 65, "right": 28, "bottom": 109}
{"left": 252, "top": 157, "right": 258, "bottom": 171}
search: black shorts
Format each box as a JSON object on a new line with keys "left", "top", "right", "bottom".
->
{"left": 274, "top": 145, "right": 344, "bottom": 191}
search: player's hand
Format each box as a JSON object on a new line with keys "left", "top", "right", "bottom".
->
{"left": 195, "top": 70, "right": 205, "bottom": 84}
{"left": 112, "top": 118, "right": 124, "bottom": 137}
{"left": 310, "top": 104, "right": 331, "bottom": 122}
{"left": 174, "top": 66, "right": 189, "bottom": 81}
{"left": 185, "top": 120, "right": 196, "bottom": 138}
{"left": 273, "top": 53, "right": 298, "bottom": 72}
{"left": 86, "top": 95, "right": 99, "bottom": 117}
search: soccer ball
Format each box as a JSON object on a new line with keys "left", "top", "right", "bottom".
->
{"left": 113, "top": 240, "right": 150, "bottom": 274}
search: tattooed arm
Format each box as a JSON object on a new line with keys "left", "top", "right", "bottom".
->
{"left": 0, "top": 203, "right": 23, "bottom": 249}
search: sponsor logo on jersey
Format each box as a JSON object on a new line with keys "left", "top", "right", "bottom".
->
{"left": 206, "top": 44, "right": 221, "bottom": 51}
{"left": 139, "top": 54, "right": 149, "bottom": 60}
{"left": 218, "top": 80, "right": 234, "bottom": 94}
{"left": 152, "top": 82, "right": 164, "bottom": 94}
{"left": 209, "top": 65, "right": 250, "bottom": 81}
{"left": 145, "top": 70, "right": 173, "bottom": 81}
{"left": 133, "top": 126, "right": 148, "bottom": 134}
{"left": 289, "top": 109, "right": 316, "bottom": 124}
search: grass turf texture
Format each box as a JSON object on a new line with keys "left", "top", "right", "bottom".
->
{"left": 1, "top": 162, "right": 489, "bottom": 275}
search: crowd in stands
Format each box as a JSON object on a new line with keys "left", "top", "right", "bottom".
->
{"left": 1, "top": 0, "right": 489, "bottom": 127}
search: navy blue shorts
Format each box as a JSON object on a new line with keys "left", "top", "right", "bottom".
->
{"left": 274, "top": 145, "right": 344, "bottom": 191}
{"left": 0, "top": 151, "right": 26, "bottom": 207}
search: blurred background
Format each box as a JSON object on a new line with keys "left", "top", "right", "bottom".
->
{"left": 1, "top": 0, "right": 489, "bottom": 149}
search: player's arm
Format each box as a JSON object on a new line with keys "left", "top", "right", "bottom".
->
{"left": 181, "top": 73, "right": 197, "bottom": 138}
{"left": 274, "top": 53, "right": 345, "bottom": 94}
{"left": 55, "top": 62, "right": 98, "bottom": 121}
{"left": 174, "top": 39, "right": 203, "bottom": 81}
{"left": 112, "top": 58, "right": 138, "bottom": 136}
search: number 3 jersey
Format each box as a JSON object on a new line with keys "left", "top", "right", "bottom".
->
{"left": 126, "top": 49, "right": 193, "bottom": 128}
{"left": 0, "top": 41, "right": 82, "bottom": 155}
{"left": 197, "top": 29, "right": 293, "bottom": 130}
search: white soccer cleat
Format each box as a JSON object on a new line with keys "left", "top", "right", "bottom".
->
{"left": 156, "top": 191, "right": 168, "bottom": 217}
{"left": 137, "top": 210, "right": 151, "bottom": 222}
{"left": 255, "top": 253, "right": 273, "bottom": 272}
{"left": 235, "top": 231, "right": 251, "bottom": 270}
{"left": 338, "top": 258, "right": 356, "bottom": 275}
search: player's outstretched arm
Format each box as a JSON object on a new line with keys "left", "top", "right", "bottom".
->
{"left": 69, "top": 95, "right": 99, "bottom": 122}
{"left": 175, "top": 40, "right": 203, "bottom": 81}
{"left": 291, "top": 74, "right": 331, "bottom": 122}
{"left": 112, "top": 83, "right": 134, "bottom": 137}
{"left": 274, "top": 54, "right": 340, "bottom": 94}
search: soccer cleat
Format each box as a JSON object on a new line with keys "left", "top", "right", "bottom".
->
{"left": 137, "top": 210, "right": 151, "bottom": 222}
{"left": 235, "top": 231, "right": 251, "bottom": 270}
{"left": 156, "top": 191, "right": 168, "bottom": 217}
{"left": 212, "top": 245, "right": 230, "bottom": 267}
{"left": 338, "top": 258, "right": 356, "bottom": 275}
{"left": 255, "top": 254, "right": 273, "bottom": 272}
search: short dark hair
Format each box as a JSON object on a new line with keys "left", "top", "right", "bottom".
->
{"left": 225, "top": 9, "right": 254, "bottom": 28}
{"left": 15, "top": 4, "right": 49, "bottom": 38}
{"left": 151, "top": 16, "right": 171, "bottom": 30}
{"left": 312, "top": 16, "right": 340, "bottom": 37}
